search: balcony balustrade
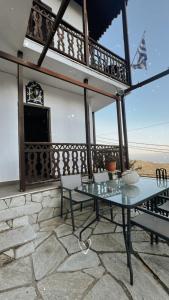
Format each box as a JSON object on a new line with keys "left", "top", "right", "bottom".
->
{"left": 26, "top": 0, "right": 130, "bottom": 85}
{"left": 24, "top": 143, "right": 123, "bottom": 184}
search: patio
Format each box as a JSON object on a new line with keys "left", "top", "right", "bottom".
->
{"left": 0, "top": 206, "right": 169, "bottom": 300}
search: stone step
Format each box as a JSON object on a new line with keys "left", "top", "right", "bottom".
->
{"left": 0, "top": 225, "right": 36, "bottom": 253}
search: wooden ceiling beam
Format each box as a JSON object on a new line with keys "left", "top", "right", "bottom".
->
{"left": 0, "top": 50, "right": 118, "bottom": 100}
{"left": 37, "top": 0, "right": 71, "bottom": 67}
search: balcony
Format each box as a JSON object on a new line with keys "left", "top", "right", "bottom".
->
{"left": 26, "top": 1, "right": 130, "bottom": 85}
{"left": 24, "top": 143, "right": 125, "bottom": 185}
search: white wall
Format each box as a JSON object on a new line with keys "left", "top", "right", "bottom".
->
{"left": 0, "top": 72, "right": 19, "bottom": 182}
{"left": 43, "top": 0, "right": 83, "bottom": 31}
{"left": 0, "top": 70, "right": 94, "bottom": 182}
{"left": 31, "top": 82, "right": 86, "bottom": 143}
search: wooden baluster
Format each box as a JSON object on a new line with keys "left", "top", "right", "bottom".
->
{"left": 72, "top": 150, "right": 79, "bottom": 174}
{"left": 67, "top": 31, "right": 75, "bottom": 57}
{"left": 63, "top": 150, "right": 70, "bottom": 175}
{"left": 77, "top": 38, "right": 83, "bottom": 62}
{"left": 57, "top": 26, "right": 65, "bottom": 52}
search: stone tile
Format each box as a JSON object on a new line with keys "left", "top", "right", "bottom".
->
{"left": 37, "top": 271, "right": 94, "bottom": 300}
{"left": 133, "top": 241, "right": 169, "bottom": 256}
{"left": 0, "top": 203, "right": 42, "bottom": 222}
{"left": 82, "top": 214, "right": 98, "bottom": 229}
{"left": 101, "top": 253, "right": 169, "bottom": 300}
{"left": 115, "top": 230, "right": 150, "bottom": 244}
{"left": 34, "top": 231, "right": 51, "bottom": 248}
{"left": 0, "top": 200, "right": 8, "bottom": 210}
{"left": 53, "top": 207, "right": 61, "bottom": 217}
{"left": 42, "top": 190, "right": 51, "bottom": 197}
{"left": 0, "top": 257, "right": 32, "bottom": 291}
{"left": 15, "top": 241, "right": 35, "bottom": 258}
{"left": 4, "top": 198, "right": 11, "bottom": 207}
{"left": 32, "top": 193, "right": 43, "bottom": 203}
{"left": 38, "top": 208, "right": 54, "bottom": 222}
{"left": 140, "top": 253, "right": 169, "bottom": 288}
{"left": 90, "top": 233, "right": 125, "bottom": 252}
{"left": 65, "top": 217, "right": 85, "bottom": 227}
{"left": 0, "top": 287, "right": 37, "bottom": 300}
{"left": 93, "top": 221, "right": 115, "bottom": 234}
{"left": 57, "top": 250, "right": 100, "bottom": 272}
{"left": 4, "top": 249, "right": 15, "bottom": 258}
{"left": 0, "top": 225, "right": 36, "bottom": 253}
{"left": 7, "top": 220, "right": 13, "bottom": 228}
{"left": 32, "top": 235, "right": 67, "bottom": 280}
{"left": 75, "top": 211, "right": 92, "bottom": 221}
{"left": 10, "top": 196, "right": 25, "bottom": 208}
{"left": 84, "top": 274, "right": 128, "bottom": 300}
{"left": 83, "top": 266, "right": 105, "bottom": 279}
{"left": 25, "top": 194, "right": 31, "bottom": 203}
{"left": 50, "top": 189, "right": 60, "bottom": 198}
{"left": 39, "top": 216, "right": 62, "bottom": 229}
{"left": 115, "top": 225, "right": 123, "bottom": 233}
{"left": 0, "top": 253, "right": 13, "bottom": 266}
{"left": 13, "top": 216, "right": 29, "bottom": 228}
{"left": 54, "top": 223, "right": 72, "bottom": 237}
{"left": 59, "top": 234, "right": 80, "bottom": 254}
{"left": 131, "top": 230, "right": 150, "bottom": 242}
{"left": 42, "top": 197, "right": 60, "bottom": 208}
{"left": 74, "top": 227, "right": 92, "bottom": 240}
{"left": 28, "top": 214, "right": 38, "bottom": 224}
{"left": 32, "top": 223, "right": 40, "bottom": 232}
{"left": 40, "top": 225, "right": 56, "bottom": 232}
{"left": 0, "top": 221, "right": 10, "bottom": 232}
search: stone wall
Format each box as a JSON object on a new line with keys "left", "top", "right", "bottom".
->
{"left": 0, "top": 186, "right": 63, "bottom": 260}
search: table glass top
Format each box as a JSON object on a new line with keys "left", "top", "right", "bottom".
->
{"left": 76, "top": 177, "right": 169, "bottom": 208}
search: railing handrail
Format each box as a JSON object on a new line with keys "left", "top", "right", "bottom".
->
{"left": 24, "top": 142, "right": 120, "bottom": 147}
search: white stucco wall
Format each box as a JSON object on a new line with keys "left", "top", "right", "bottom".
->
{"left": 43, "top": 0, "right": 83, "bottom": 31}
{"left": 0, "top": 71, "right": 94, "bottom": 183}
{"left": 0, "top": 72, "right": 19, "bottom": 182}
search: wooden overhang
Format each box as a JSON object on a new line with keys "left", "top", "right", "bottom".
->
{"left": 74, "top": 0, "right": 128, "bottom": 41}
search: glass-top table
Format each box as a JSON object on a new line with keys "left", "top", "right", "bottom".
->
{"left": 76, "top": 177, "right": 169, "bottom": 208}
{"left": 75, "top": 177, "right": 169, "bottom": 285}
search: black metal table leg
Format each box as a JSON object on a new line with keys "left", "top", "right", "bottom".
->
{"left": 96, "top": 198, "right": 100, "bottom": 221}
{"left": 79, "top": 198, "right": 99, "bottom": 241}
{"left": 122, "top": 207, "right": 127, "bottom": 247}
{"left": 126, "top": 208, "right": 133, "bottom": 285}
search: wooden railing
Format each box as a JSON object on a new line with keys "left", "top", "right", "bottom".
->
{"left": 24, "top": 143, "right": 122, "bottom": 184}
{"left": 89, "top": 39, "right": 128, "bottom": 84}
{"left": 26, "top": 1, "right": 130, "bottom": 85}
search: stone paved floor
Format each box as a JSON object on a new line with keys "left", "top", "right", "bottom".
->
{"left": 0, "top": 207, "right": 169, "bottom": 300}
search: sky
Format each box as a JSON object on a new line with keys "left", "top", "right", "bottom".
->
{"left": 95, "top": 0, "right": 169, "bottom": 163}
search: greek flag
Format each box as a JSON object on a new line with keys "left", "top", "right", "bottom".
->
{"left": 132, "top": 37, "right": 147, "bottom": 70}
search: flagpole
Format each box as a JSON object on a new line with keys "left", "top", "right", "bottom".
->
{"left": 131, "top": 31, "right": 146, "bottom": 66}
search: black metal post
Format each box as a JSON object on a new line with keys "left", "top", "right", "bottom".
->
{"left": 122, "top": 0, "right": 132, "bottom": 85}
{"left": 17, "top": 51, "right": 26, "bottom": 191}
{"left": 92, "top": 112, "right": 96, "bottom": 144}
{"left": 116, "top": 98, "right": 124, "bottom": 172}
{"left": 84, "top": 79, "right": 92, "bottom": 178}
{"left": 121, "top": 95, "right": 129, "bottom": 169}
{"left": 125, "top": 68, "right": 169, "bottom": 94}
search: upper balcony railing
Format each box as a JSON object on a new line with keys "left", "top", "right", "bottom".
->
{"left": 26, "top": 1, "right": 130, "bottom": 85}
